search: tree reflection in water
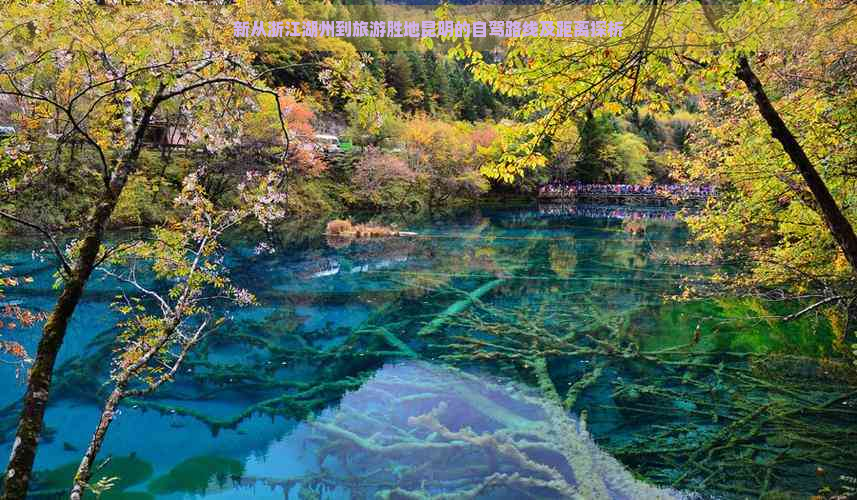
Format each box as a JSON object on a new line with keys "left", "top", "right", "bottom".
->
{"left": 242, "top": 361, "right": 695, "bottom": 500}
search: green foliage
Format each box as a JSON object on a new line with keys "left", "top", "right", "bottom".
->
{"left": 103, "top": 171, "right": 285, "bottom": 390}
{"left": 1, "top": 143, "right": 101, "bottom": 231}
{"left": 321, "top": 57, "right": 404, "bottom": 145}
{"left": 446, "top": 1, "right": 857, "bottom": 343}
{"left": 0, "top": 137, "right": 30, "bottom": 196}
{"left": 449, "top": 3, "right": 767, "bottom": 181}
{"left": 401, "top": 117, "right": 491, "bottom": 208}
{"left": 285, "top": 177, "right": 345, "bottom": 216}
{"left": 602, "top": 133, "right": 650, "bottom": 184}
{"left": 344, "top": 95, "right": 403, "bottom": 146}
{"left": 672, "top": 21, "right": 857, "bottom": 294}
{"left": 147, "top": 456, "right": 244, "bottom": 495}
{"left": 384, "top": 53, "right": 414, "bottom": 109}
{"left": 112, "top": 173, "right": 170, "bottom": 227}
{"left": 575, "top": 113, "right": 620, "bottom": 183}
{"left": 0, "top": 0, "right": 289, "bottom": 232}
{"left": 33, "top": 455, "right": 154, "bottom": 499}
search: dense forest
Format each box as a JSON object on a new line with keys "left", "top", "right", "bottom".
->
{"left": 1, "top": 1, "right": 856, "bottom": 499}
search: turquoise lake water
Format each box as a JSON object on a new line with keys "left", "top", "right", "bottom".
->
{"left": 1, "top": 205, "right": 855, "bottom": 499}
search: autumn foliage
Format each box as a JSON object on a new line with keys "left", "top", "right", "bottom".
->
{"left": 278, "top": 91, "right": 326, "bottom": 177}
{"left": 401, "top": 116, "right": 491, "bottom": 208}
{"left": 352, "top": 147, "right": 417, "bottom": 209}
{"left": 241, "top": 89, "right": 327, "bottom": 177}
{"left": 0, "top": 265, "right": 43, "bottom": 368}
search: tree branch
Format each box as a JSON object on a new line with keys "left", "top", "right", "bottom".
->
{"left": 0, "top": 210, "right": 72, "bottom": 277}
{"left": 783, "top": 295, "right": 845, "bottom": 321}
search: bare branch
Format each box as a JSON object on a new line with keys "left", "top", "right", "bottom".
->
{"left": 783, "top": 295, "right": 845, "bottom": 321}
{"left": 0, "top": 209, "right": 72, "bottom": 277}
{"left": 157, "top": 76, "right": 290, "bottom": 159}
{"left": 98, "top": 266, "right": 173, "bottom": 317}
{"left": 124, "top": 317, "right": 208, "bottom": 397}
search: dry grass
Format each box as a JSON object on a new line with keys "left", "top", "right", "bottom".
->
{"left": 326, "top": 219, "right": 354, "bottom": 235}
{"left": 352, "top": 223, "right": 397, "bottom": 237}
{"left": 326, "top": 219, "right": 400, "bottom": 238}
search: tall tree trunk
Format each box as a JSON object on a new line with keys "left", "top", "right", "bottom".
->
{"left": 1, "top": 196, "right": 119, "bottom": 500}
{"left": 69, "top": 319, "right": 179, "bottom": 499}
{"left": 735, "top": 55, "right": 857, "bottom": 273}
{"left": 1, "top": 77, "right": 160, "bottom": 498}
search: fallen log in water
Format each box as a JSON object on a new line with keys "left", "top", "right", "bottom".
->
{"left": 417, "top": 278, "right": 506, "bottom": 337}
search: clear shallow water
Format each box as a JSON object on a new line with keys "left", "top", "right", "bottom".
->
{"left": 1, "top": 205, "right": 855, "bottom": 499}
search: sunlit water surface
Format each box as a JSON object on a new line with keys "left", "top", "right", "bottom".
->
{"left": 1, "top": 205, "right": 854, "bottom": 499}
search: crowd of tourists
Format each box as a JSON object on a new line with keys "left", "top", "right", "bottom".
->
{"left": 538, "top": 182, "right": 716, "bottom": 199}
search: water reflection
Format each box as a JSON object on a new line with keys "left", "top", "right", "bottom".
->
{"left": 235, "top": 361, "right": 695, "bottom": 500}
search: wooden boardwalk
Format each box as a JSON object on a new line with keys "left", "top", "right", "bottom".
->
{"left": 538, "top": 192, "right": 710, "bottom": 207}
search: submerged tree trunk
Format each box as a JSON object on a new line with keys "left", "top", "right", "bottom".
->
{"left": 417, "top": 278, "right": 506, "bottom": 337}
{"left": 734, "top": 55, "right": 857, "bottom": 274}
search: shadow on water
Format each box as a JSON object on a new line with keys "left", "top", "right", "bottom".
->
{"left": 1, "top": 205, "right": 855, "bottom": 499}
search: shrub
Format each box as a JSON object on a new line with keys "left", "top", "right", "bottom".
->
{"left": 352, "top": 146, "right": 417, "bottom": 209}
{"left": 326, "top": 219, "right": 353, "bottom": 235}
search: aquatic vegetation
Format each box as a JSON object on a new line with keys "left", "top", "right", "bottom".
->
{"left": 429, "top": 290, "right": 857, "bottom": 498}
{"left": 148, "top": 456, "right": 244, "bottom": 495}
{"left": 638, "top": 298, "right": 841, "bottom": 357}
{"left": 29, "top": 454, "right": 153, "bottom": 499}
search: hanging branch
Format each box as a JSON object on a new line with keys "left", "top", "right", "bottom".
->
{"left": 0, "top": 210, "right": 72, "bottom": 278}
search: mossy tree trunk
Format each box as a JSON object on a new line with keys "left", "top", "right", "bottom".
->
{"left": 68, "top": 385, "right": 125, "bottom": 500}
{"left": 698, "top": 0, "right": 857, "bottom": 275}
{"left": 1, "top": 97, "right": 160, "bottom": 499}
{"left": 1, "top": 193, "right": 121, "bottom": 500}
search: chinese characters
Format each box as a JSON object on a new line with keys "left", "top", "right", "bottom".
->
{"left": 234, "top": 20, "right": 623, "bottom": 38}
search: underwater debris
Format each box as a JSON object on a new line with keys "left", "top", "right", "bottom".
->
{"left": 29, "top": 454, "right": 154, "bottom": 499}
{"left": 9, "top": 213, "right": 855, "bottom": 500}
{"left": 148, "top": 456, "right": 244, "bottom": 495}
{"left": 238, "top": 361, "right": 696, "bottom": 500}
{"left": 434, "top": 295, "right": 857, "bottom": 499}
{"left": 416, "top": 278, "right": 507, "bottom": 337}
